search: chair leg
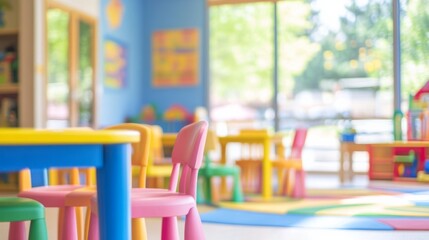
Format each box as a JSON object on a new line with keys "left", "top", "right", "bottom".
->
{"left": 9, "top": 221, "right": 26, "bottom": 240}
{"left": 29, "top": 218, "right": 48, "bottom": 240}
{"left": 292, "top": 169, "right": 306, "bottom": 198}
{"left": 132, "top": 218, "right": 147, "bottom": 240}
{"left": 277, "top": 168, "right": 285, "bottom": 195}
{"left": 88, "top": 211, "right": 99, "bottom": 240}
{"left": 161, "top": 217, "right": 179, "bottom": 240}
{"left": 184, "top": 207, "right": 205, "bottom": 240}
{"left": 286, "top": 169, "right": 296, "bottom": 197}
{"left": 84, "top": 207, "right": 92, "bottom": 240}
{"left": 232, "top": 172, "right": 244, "bottom": 202}
{"left": 76, "top": 207, "right": 83, "bottom": 240}
{"left": 204, "top": 177, "right": 213, "bottom": 204}
{"left": 58, "top": 207, "right": 64, "bottom": 240}
{"left": 196, "top": 177, "right": 205, "bottom": 204}
{"left": 63, "top": 206, "right": 78, "bottom": 240}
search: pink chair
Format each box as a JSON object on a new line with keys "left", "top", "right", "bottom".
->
{"left": 65, "top": 123, "right": 152, "bottom": 240}
{"left": 15, "top": 128, "right": 96, "bottom": 240}
{"left": 272, "top": 128, "right": 308, "bottom": 198}
{"left": 88, "top": 121, "right": 208, "bottom": 240}
{"left": 16, "top": 168, "right": 89, "bottom": 240}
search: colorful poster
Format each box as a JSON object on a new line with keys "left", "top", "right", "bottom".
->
{"left": 152, "top": 29, "right": 199, "bottom": 87}
{"left": 104, "top": 38, "right": 127, "bottom": 88}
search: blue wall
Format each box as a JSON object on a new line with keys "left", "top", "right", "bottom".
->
{"left": 141, "top": 0, "right": 208, "bottom": 116}
{"left": 99, "top": 0, "right": 208, "bottom": 127}
{"left": 98, "top": 0, "right": 145, "bottom": 127}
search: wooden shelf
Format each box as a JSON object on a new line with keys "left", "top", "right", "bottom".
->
{"left": 0, "top": 84, "right": 19, "bottom": 94}
{"left": 0, "top": 29, "right": 18, "bottom": 36}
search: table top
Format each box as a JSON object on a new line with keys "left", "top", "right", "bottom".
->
{"left": 0, "top": 128, "right": 140, "bottom": 145}
{"left": 218, "top": 133, "right": 285, "bottom": 144}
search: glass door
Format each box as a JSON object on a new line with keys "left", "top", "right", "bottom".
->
{"left": 46, "top": 6, "right": 97, "bottom": 128}
{"left": 46, "top": 8, "right": 70, "bottom": 128}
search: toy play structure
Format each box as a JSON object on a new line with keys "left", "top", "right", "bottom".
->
{"left": 406, "top": 80, "right": 429, "bottom": 141}
{"left": 368, "top": 81, "right": 429, "bottom": 181}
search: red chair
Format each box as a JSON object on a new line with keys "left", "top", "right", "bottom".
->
{"left": 87, "top": 121, "right": 208, "bottom": 240}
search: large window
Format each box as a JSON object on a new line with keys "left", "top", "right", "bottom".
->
{"left": 401, "top": 0, "right": 429, "bottom": 96}
{"left": 209, "top": 3, "right": 274, "bottom": 134}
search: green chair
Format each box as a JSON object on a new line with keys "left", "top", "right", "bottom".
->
{"left": 197, "top": 129, "right": 244, "bottom": 204}
{"left": 1, "top": 197, "right": 48, "bottom": 239}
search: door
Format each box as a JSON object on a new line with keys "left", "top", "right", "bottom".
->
{"left": 46, "top": 5, "right": 97, "bottom": 128}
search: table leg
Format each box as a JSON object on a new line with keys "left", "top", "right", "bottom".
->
{"left": 96, "top": 144, "right": 131, "bottom": 240}
{"left": 262, "top": 139, "right": 272, "bottom": 200}
{"left": 339, "top": 144, "right": 345, "bottom": 184}
{"left": 348, "top": 150, "right": 354, "bottom": 182}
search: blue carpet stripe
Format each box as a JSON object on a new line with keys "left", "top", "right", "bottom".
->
{"left": 201, "top": 209, "right": 394, "bottom": 230}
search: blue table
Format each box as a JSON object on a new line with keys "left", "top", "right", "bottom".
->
{"left": 0, "top": 129, "right": 139, "bottom": 240}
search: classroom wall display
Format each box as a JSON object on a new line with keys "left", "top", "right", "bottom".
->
{"left": 104, "top": 38, "right": 127, "bottom": 89}
{"left": 152, "top": 28, "right": 199, "bottom": 87}
{"left": 106, "top": 0, "right": 124, "bottom": 29}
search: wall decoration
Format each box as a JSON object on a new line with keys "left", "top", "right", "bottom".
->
{"left": 106, "top": 0, "right": 124, "bottom": 29}
{"left": 104, "top": 38, "right": 127, "bottom": 89}
{"left": 152, "top": 28, "right": 199, "bottom": 87}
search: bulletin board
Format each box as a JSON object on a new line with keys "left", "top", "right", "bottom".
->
{"left": 104, "top": 38, "right": 127, "bottom": 89}
{"left": 152, "top": 29, "right": 199, "bottom": 87}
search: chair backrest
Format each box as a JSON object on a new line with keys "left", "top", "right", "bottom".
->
{"left": 148, "top": 125, "right": 165, "bottom": 165}
{"left": 290, "top": 128, "right": 308, "bottom": 159}
{"left": 239, "top": 128, "right": 269, "bottom": 160}
{"left": 105, "top": 123, "right": 151, "bottom": 187}
{"left": 169, "top": 121, "right": 208, "bottom": 198}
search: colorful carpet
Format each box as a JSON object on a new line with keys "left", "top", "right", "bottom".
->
{"left": 200, "top": 186, "right": 429, "bottom": 230}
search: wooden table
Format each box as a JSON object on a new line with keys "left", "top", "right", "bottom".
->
{"left": 0, "top": 129, "right": 139, "bottom": 240}
{"left": 218, "top": 133, "right": 284, "bottom": 200}
{"left": 339, "top": 142, "right": 369, "bottom": 183}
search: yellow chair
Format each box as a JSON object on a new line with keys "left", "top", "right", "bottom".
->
{"left": 139, "top": 125, "right": 173, "bottom": 188}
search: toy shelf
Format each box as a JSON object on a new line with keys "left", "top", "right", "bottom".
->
{"left": 369, "top": 142, "right": 429, "bottom": 181}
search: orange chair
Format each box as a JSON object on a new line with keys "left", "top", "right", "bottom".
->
{"left": 87, "top": 121, "right": 208, "bottom": 240}
{"left": 272, "top": 128, "right": 308, "bottom": 197}
{"left": 64, "top": 123, "right": 151, "bottom": 240}
{"left": 235, "top": 129, "right": 269, "bottom": 194}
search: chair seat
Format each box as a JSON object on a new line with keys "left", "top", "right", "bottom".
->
{"left": 272, "top": 159, "right": 302, "bottom": 169}
{"left": 0, "top": 197, "right": 45, "bottom": 222}
{"left": 19, "top": 185, "right": 83, "bottom": 207}
{"left": 65, "top": 186, "right": 97, "bottom": 206}
{"left": 131, "top": 191, "right": 195, "bottom": 218}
